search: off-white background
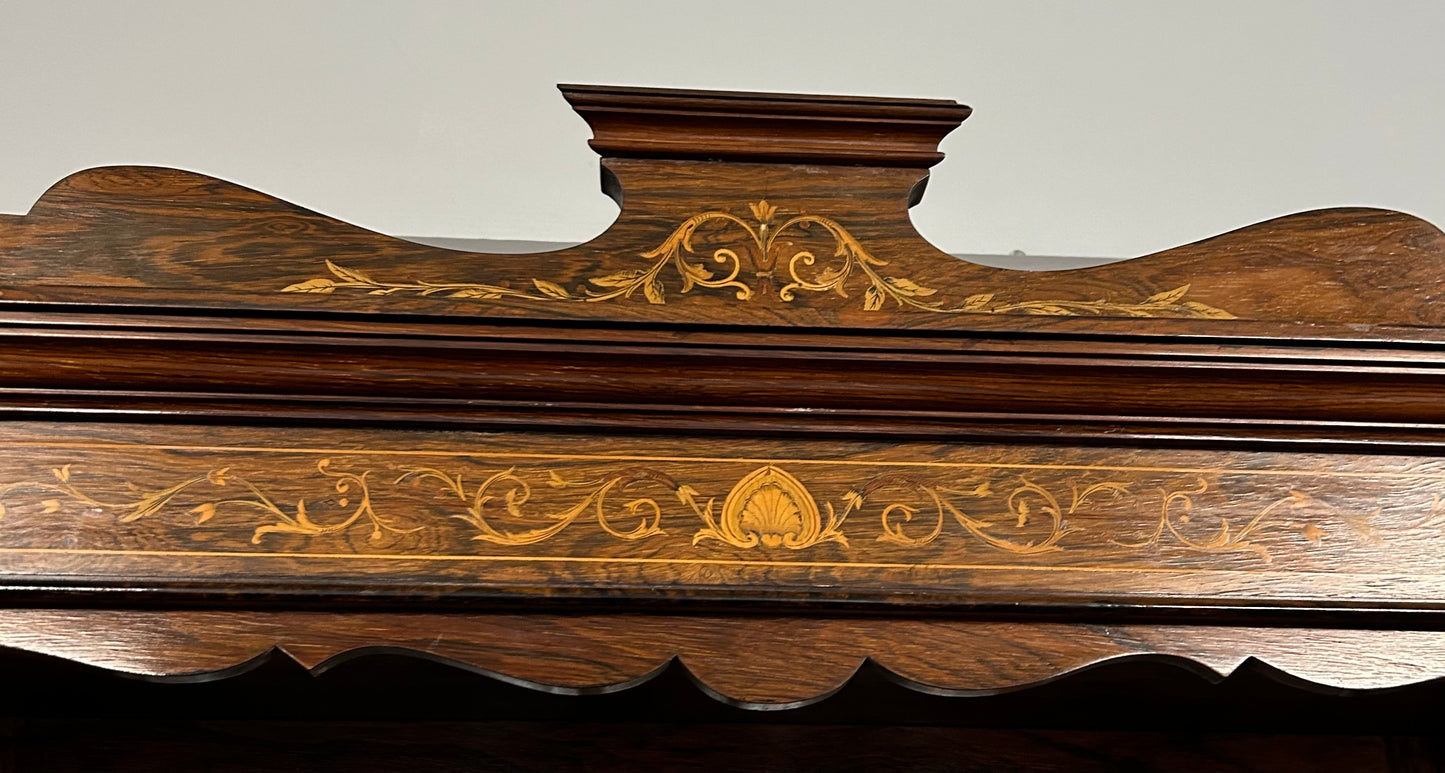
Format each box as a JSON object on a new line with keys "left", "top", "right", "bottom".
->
{"left": 1, "top": 0, "right": 1441, "bottom": 258}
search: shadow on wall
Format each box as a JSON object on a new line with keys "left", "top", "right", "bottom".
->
{"left": 404, "top": 236, "right": 1116, "bottom": 271}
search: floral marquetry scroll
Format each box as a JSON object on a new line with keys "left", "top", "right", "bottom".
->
{"left": 0, "top": 425, "right": 1438, "bottom": 611}
{"left": 284, "top": 200, "right": 1236, "bottom": 319}
{"left": 0, "top": 455, "right": 1375, "bottom": 561}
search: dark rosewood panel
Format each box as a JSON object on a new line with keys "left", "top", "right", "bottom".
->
{"left": 0, "top": 87, "right": 1442, "bottom": 337}
{"left": 6, "top": 609, "right": 1445, "bottom": 706}
{"left": 0, "top": 422, "right": 1442, "bottom": 616}
{"left": 2, "top": 84, "right": 1445, "bottom": 769}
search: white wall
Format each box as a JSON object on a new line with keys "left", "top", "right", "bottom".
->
{"left": 1, "top": 0, "right": 1441, "bottom": 258}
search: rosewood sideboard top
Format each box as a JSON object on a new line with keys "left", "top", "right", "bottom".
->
{"left": 1, "top": 84, "right": 1445, "bottom": 716}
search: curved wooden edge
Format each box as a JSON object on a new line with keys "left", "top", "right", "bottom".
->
{"left": 4, "top": 163, "right": 1445, "bottom": 332}
{"left": 0, "top": 609, "right": 1438, "bottom": 708}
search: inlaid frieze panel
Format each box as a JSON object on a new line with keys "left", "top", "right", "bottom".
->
{"left": 2, "top": 422, "right": 1442, "bottom": 609}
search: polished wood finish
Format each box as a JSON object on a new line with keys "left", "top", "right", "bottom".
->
{"left": 3, "top": 83, "right": 1445, "bottom": 769}
{"left": 2, "top": 421, "right": 1444, "bottom": 616}
{"left": 3, "top": 164, "right": 1443, "bottom": 333}
{"left": 7, "top": 609, "right": 1445, "bottom": 706}
{"left": 560, "top": 83, "right": 974, "bottom": 167}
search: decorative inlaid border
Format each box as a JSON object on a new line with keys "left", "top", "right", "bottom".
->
{"left": 0, "top": 443, "right": 1400, "bottom": 568}
{"left": 282, "top": 201, "right": 1236, "bottom": 319}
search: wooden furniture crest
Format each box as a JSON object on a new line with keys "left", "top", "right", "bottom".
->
{"left": 285, "top": 201, "right": 1235, "bottom": 319}
{"left": 2, "top": 84, "right": 1445, "bottom": 715}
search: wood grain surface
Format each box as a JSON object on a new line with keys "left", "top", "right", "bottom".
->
{"left": 0, "top": 421, "right": 1443, "bottom": 613}
{"left": 7, "top": 608, "right": 1445, "bottom": 706}
{"left": 0, "top": 83, "right": 1442, "bottom": 335}
{"left": 2, "top": 163, "right": 1443, "bottom": 335}
{"left": 3, "top": 83, "right": 1445, "bottom": 758}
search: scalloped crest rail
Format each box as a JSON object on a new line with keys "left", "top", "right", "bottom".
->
{"left": 3, "top": 83, "right": 1445, "bottom": 719}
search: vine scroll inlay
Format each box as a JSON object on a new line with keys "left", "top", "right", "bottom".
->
{"left": 0, "top": 458, "right": 1380, "bottom": 564}
{"left": 281, "top": 201, "right": 1236, "bottom": 319}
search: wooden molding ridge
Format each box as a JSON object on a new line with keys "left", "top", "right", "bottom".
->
{"left": 559, "top": 83, "right": 971, "bottom": 167}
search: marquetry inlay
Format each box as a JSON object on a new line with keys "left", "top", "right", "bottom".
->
{"left": 0, "top": 441, "right": 1408, "bottom": 567}
{"left": 283, "top": 201, "right": 1236, "bottom": 318}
